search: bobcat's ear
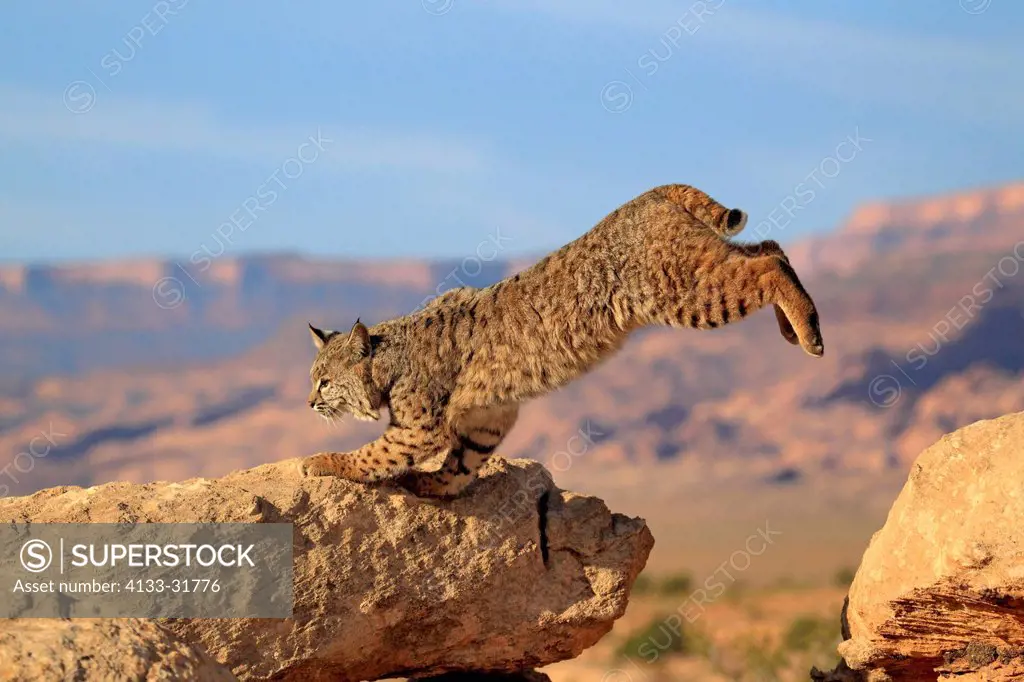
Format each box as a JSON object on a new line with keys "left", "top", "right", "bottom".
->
{"left": 308, "top": 323, "right": 335, "bottom": 351}
{"left": 349, "top": 318, "right": 371, "bottom": 358}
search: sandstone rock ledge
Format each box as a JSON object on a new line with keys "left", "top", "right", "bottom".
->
{"left": 0, "top": 457, "right": 653, "bottom": 681}
{"left": 0, "top": 619, "right": 236, "bottom": 681}
{"left": 813, "top": 411, "right": 1024, "bottom": 681}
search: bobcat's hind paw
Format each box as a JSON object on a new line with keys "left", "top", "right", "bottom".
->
{"left": 803, "top": 333, "right": 825, "bottom": 357}
{"left": 773, "top": 305, "right": 800, "bottom": 346}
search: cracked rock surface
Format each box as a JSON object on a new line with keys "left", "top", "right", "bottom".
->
{"left": 0, "top": 619, "right": 236, "bottom": 681}
{"left": 0, "top": 457, "right": 653, "bottom": 681}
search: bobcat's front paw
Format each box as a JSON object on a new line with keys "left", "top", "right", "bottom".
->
{"left": 300, "top": 453, "right": 339, "bottom": 477}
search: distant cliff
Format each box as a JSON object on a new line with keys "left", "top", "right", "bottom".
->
{"left": 788, "top": 181, "right": 1024, "bottom": 276}
{"left": 1, "top": 182, "right": 1022, "bottom": 494}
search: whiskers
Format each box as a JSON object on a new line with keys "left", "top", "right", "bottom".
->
{"left": 313, "top": 403, "right": 342, "bottom": 427}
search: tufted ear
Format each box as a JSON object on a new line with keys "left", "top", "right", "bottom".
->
{"left": 308, "top": 322, "right": 335, "bottom": 351}
{"left": 349, "top": 319, "right": 371, "bottom": 358}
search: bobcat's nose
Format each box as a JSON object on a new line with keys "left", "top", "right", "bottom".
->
{"left": 308, "top": 396, "right": 319, "bottom": 409}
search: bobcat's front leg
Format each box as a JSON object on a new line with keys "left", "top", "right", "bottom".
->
{"left": 301, "top": 423, "right": 447, "bottom": 483}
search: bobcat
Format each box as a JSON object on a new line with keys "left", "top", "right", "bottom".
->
{"left": 303, "top": 184, "right": 823, "bottom": 496}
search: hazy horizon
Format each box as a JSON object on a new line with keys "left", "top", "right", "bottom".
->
{"left": 2, "top": 177, "right": 1021, "bottom": 268}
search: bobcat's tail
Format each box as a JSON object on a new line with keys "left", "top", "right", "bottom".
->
{"left": 657, "top": 184, "right": 747, "bottom": 237}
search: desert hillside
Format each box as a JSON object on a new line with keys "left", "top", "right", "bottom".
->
{"left": 0, "top": 182, "right": 1021, "bottom": 499}
{"left": 1, "top": 184, "right": 1022, "bottom": 681}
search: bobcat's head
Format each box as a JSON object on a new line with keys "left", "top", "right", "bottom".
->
{"left": 307, "top": 320, "right": 381, "bottom": 422}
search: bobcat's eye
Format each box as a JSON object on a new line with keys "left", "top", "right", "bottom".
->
{"left": 317, "top": 378, "right": 330, "bottom": 390}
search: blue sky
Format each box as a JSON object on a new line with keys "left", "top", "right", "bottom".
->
{"left": 0, "top": 1, "right": 1021, "bottom": 263}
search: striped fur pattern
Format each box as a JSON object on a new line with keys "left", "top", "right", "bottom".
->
{"left": 302, "top": 184, "right": 823, "bottom": 496}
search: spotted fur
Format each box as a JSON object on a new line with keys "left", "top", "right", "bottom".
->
{"left": 302, "top": 184, "right": 823, "bottom": 496}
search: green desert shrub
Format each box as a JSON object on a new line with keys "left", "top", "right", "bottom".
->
{"left": 630, "top": 573, "right": 654, "bottom": 595}
{"left": 783, "top": 615, "right": 838, "bottom": 653}
{"left": 627, "top": 571, "right": 694, "bottom": 597}
{"left": 833, "top": 566, "right": 856, "bottom": 587}
{"left": 614, "top": 615, "right": 686, "bottom": 662}
{"left": 657, "top": 572, "right": 693, "bottom": 596}
{"left": 741, "top": 638, "right": 787, "bottom": 681}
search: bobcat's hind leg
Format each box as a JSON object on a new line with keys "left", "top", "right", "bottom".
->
{"left": 751, "top": 255, "right": 823, "bottom": 357}
{"left": 661, "top": 238, "right": 817, "bottom": 354}
{"left": 731, "top": 239, "right": 800, "bottom": 346}
{"left": 773, "top": 305, "right": 800, "bottom": 346}
{"left": 396, "top": 446, "right": 491, "bottom": 498}
{"left": 397, "top": 404, "right": 518, "bottom": 498}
